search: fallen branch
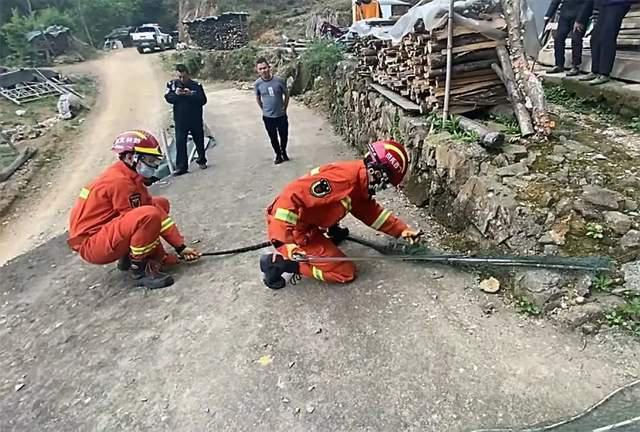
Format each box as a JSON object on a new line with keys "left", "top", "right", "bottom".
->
{"left": 493, "top": 45, "right": 534, "bottom": 137}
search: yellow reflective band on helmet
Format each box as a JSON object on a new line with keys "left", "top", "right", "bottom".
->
{"left": 134, "top": 146, "right": 162, "bottom": 156}
{"left": 371, "top": 209, "right": 392, "bottom": 230}
{"left": 274, "top": 208, "right": 298, "bottom": 224}
{"left": 160, "top": 217, "right": 175, "bottom": 233}
{"left": 312, "top": 266, "right": 325, "bottom": 281}
{"left": 384, "top": 143, "right": 407, "bottom": 166}
{"left": 341, "top": 197, "right": 352, "bottom": 212}
{"left": 310, "top": 167, "right": 321, "bottom": 176}
{"left": 130, "top": 239, "right": 160, "bottom": 256}
{"left": 78, "top": 187, "right": 90, "bottom": 200}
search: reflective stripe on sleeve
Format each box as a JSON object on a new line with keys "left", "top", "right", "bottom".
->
{"left": 371, "top": 209, "right": 392, "bottom": 230}
{"left": 274, "top": 208, "right": 298, "bottom": 224}
{"left": 340, "top": 197, "right": 352, "bottom": 213}
{"left": 79, "top": 188, "right": 90, "bottom": 200}
{"left": 160, "top": 217, "right": 175, "bottom": 233}
{"left": 312, "top": 266, "right": 325, "bottom": 281}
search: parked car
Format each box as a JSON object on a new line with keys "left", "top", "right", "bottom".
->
{"left": 131, "top": 24, "right": 174, "bottom": 54}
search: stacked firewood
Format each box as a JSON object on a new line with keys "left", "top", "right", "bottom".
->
{"left": 184, "top": 12, "right": 249, "bottom": 50}
{"left": 617, "top": 4, "right": 640, "bottom": 47}
{"left": 360, "top": 20, "right": 508, "bottom": 114}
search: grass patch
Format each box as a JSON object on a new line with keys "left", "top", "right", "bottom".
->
{"left": 514, "top": 297, "right": 542, "bottom": 317}
{"left": 605, "top": 298, "right": 640, "bottom": 336}
{"left": 428, "top": 114, "right": 480, "bottom": 144}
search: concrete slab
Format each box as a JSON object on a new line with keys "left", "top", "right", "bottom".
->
{"left": 542, "top": 72, "right": 640, "bottom": 118}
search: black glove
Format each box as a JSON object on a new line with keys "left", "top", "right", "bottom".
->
{"left": 327, "top": 224, "right": 350, "bottom": 245}
{"left": 143, "top": 176, "right": 160, "bottom": 187}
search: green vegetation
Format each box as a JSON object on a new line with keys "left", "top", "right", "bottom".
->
{"left": 545, "top": 85, "right": 640, "bottom": 132}
{"left": 514, "top": 297, "right": 542, "bottom": 317}
{"left": 300, "top": 41, "right": 344, "bottom": 81}
{"left": 428, "top": 114, "right": 480, "bottom": 144}
{"left": 605, "top": 298, "right": 640, "bottom": 336}
{"left": 585, "top": 222, "right": 605, "bottom": 240}
{"left": 1, "top": 0, "right": 178, "bottom": 64}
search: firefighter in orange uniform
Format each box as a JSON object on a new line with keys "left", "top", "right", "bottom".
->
{"left": 260, "top": 139, "right": 421, "bottom": 289}
{"left": 68, "top": 130, "right": 201, "bottom": 289}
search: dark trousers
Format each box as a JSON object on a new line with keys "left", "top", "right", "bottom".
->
{"left": 175, "top": 121, "right": 206, "bottom": 171}
{"left": 262, "top": 115, "right": 289, "bottom": 156}
{"left": 591, "top": 4, "right": 631, "bottom": 75}
{"left": 554, "top": 15, "right": 585, "bottom": 68}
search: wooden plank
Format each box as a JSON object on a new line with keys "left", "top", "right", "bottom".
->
{"left": 617, "top": 39, "right": 640, "bottom": 45}
{"left": 369, "top": 83, "right": 421, "bottom": 113}
{"left": 432, "top": 79, "right": 503, "bottom": 97}
{"left": 440, "top": 41, "right": 499, "bottom": 55}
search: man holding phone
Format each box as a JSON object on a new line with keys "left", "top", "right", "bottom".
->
{"left": 165, "top": 64, "right": 208, "bottom": 175}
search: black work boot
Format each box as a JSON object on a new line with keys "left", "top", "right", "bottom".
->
{"left": 130, "top": 259, "right": 174, "bottom": 290}
{"left": 547, "top": 66, "right": 564, "bottom": 74}
{"left": 274, "top": 154, "right": 284, "bottom": 165}
{"left": 281, "top": 148, "right": 290, "bottom": 161}
{"left": 260, "top": 253, "right": 300, "bottom": 289}
{"left": 117, "top": 255, "right": 131, "bottom": 271}
{"left": 327, "top": 224, "right": 350, "bottom": 245}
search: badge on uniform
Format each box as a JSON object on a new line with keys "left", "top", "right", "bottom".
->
{"left": 129, "top": 193, "right": 142, "bottom": 208}
{"left": 310, "top": 179, "right": 332, "bottom": 198}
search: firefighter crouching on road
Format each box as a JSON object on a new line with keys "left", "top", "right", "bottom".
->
{"left": 260, "top": 139, "right": 421, "bottom": 289}
{"left": 67, "top": 130, "right": 201, "bottom": 290}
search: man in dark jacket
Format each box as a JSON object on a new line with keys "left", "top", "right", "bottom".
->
{"left": 545, "top": 0, "right": 589, "bottom": 76}
{"left": 164, "top": 64, "right": 208, "bottom": 175}
{"left": 578, "top": 0, "right": 638, "bottom": 85}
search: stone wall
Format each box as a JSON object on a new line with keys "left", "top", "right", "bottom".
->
{"left": 328, "top": 60, "right": 640, "bottom": 333}
{"left": 331, "top": 60, "right": 544, "bottom": 254}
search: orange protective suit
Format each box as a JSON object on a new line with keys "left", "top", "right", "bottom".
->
{"left": 266, "top": 160, "right": 408, "bottom": 283}
{"left": 68, "top": 161, "right": 184, "bottom": 265}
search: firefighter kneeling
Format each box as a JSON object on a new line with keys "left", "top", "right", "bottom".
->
{"left": 261, "top": 139, "right": 421, "bottom": 289}
{"left": 67, "top": 130, "right": 201, "bottom": 289}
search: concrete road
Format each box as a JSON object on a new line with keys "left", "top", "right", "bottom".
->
{"left": 0, "top": 88, "right": 638, "bottom": 432}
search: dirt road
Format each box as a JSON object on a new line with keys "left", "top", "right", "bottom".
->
{"left": 1, "top": 86, "right": 638, "bottom": 432}
{"left": 0, "top": 49, "right": 168, "bottom": 265}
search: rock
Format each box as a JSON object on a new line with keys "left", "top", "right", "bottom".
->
{"left": 496, "top": 162, "right": 529, "bottom": 177}
{"left": 593, "top": 294, "right": 627, "bottom": 310}
{"left": 502, "top": 144, "right": 528, "bottom": 160}
{"left": 582, "top": 185, "right": 624, "bottom": 210}
{"left": 621, "top": 261, "right": 640, "bottom": 295}
{"left": 575, "top": 296, "right": 586, "bottom": 304}
{"left": 15, "top": 110, "right": 26, "bottom": 117}
{"left": 555, "top": 197, "right": 574, "bottom": 216}
{"left": 550, "top": 167, "right": 569, "bottom": 184}
{"left": 625, "top": 199, "right": 639, "bottom": 211}
{"left": 513, "top": 270, "right": 572, "bottom": 311}
{"left": 479, "top": 277, "right": 500, "bottom": 293}
{"left": 306, "top": 404, "right": 315, "bottom": 414}
{"left": 540, "top": 192, "right": 553, "bottom": 207}
{"left": 544, "top": 245, "right": 560, "bottom": 255}
{"left": 14, "top": 383, "right": 25, "bottom": 392}
{"left": 620, "top": 230, "right": 640, "bottom": 250}
{"left": 552, "top": 145, "right": 569, "bottom": 156}
{"left": 581, "top": 323, "right": 599, "bottom": 335}
{"left": 492, "top": 154, "right": 509, "bottom": 167}
{"left": 556, "top": 304, "right": 606, "bottom": 328}
{"left": 482, "top": 302, "right": 495, "bottom": 315}
{"left": 574, "top": 274, "right": 592, "bottom": 297}
{"left": 573, "top": 199, "right": 601, "bottom": 220}
{"left": 604, "top": 211, "right": 632, "bottom": 235}
{"left": 547, "top": 155, "right": 565, "bottom": 165}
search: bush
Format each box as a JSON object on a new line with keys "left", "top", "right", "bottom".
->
{"left": 300, "top": 41, "right": 344, "bottom": 81}
{"left": 170, "top": 50, "right": 204, "bottom": 76}
{"left": 1, "top": 7, "right": 75, "bottom": 64}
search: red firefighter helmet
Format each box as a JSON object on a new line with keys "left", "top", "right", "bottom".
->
{"left": 366, "top": 139, "right": 409, "bottom": 186}
{"left": 111, "top": 130, "right": 163, "bottom": 157}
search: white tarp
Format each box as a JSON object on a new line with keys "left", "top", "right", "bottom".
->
{"left": 349, "top": 0, "right": 542, "bottom": 58}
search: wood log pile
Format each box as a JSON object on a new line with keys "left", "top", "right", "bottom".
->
{"left": 356, "top": 18, "right": 509, "bottom": 115}
{"left": 618, "top": 5, "right": 640, "bottom": 48}
{"left": 184, "top": 12, "right": 249, "bottom": 50}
